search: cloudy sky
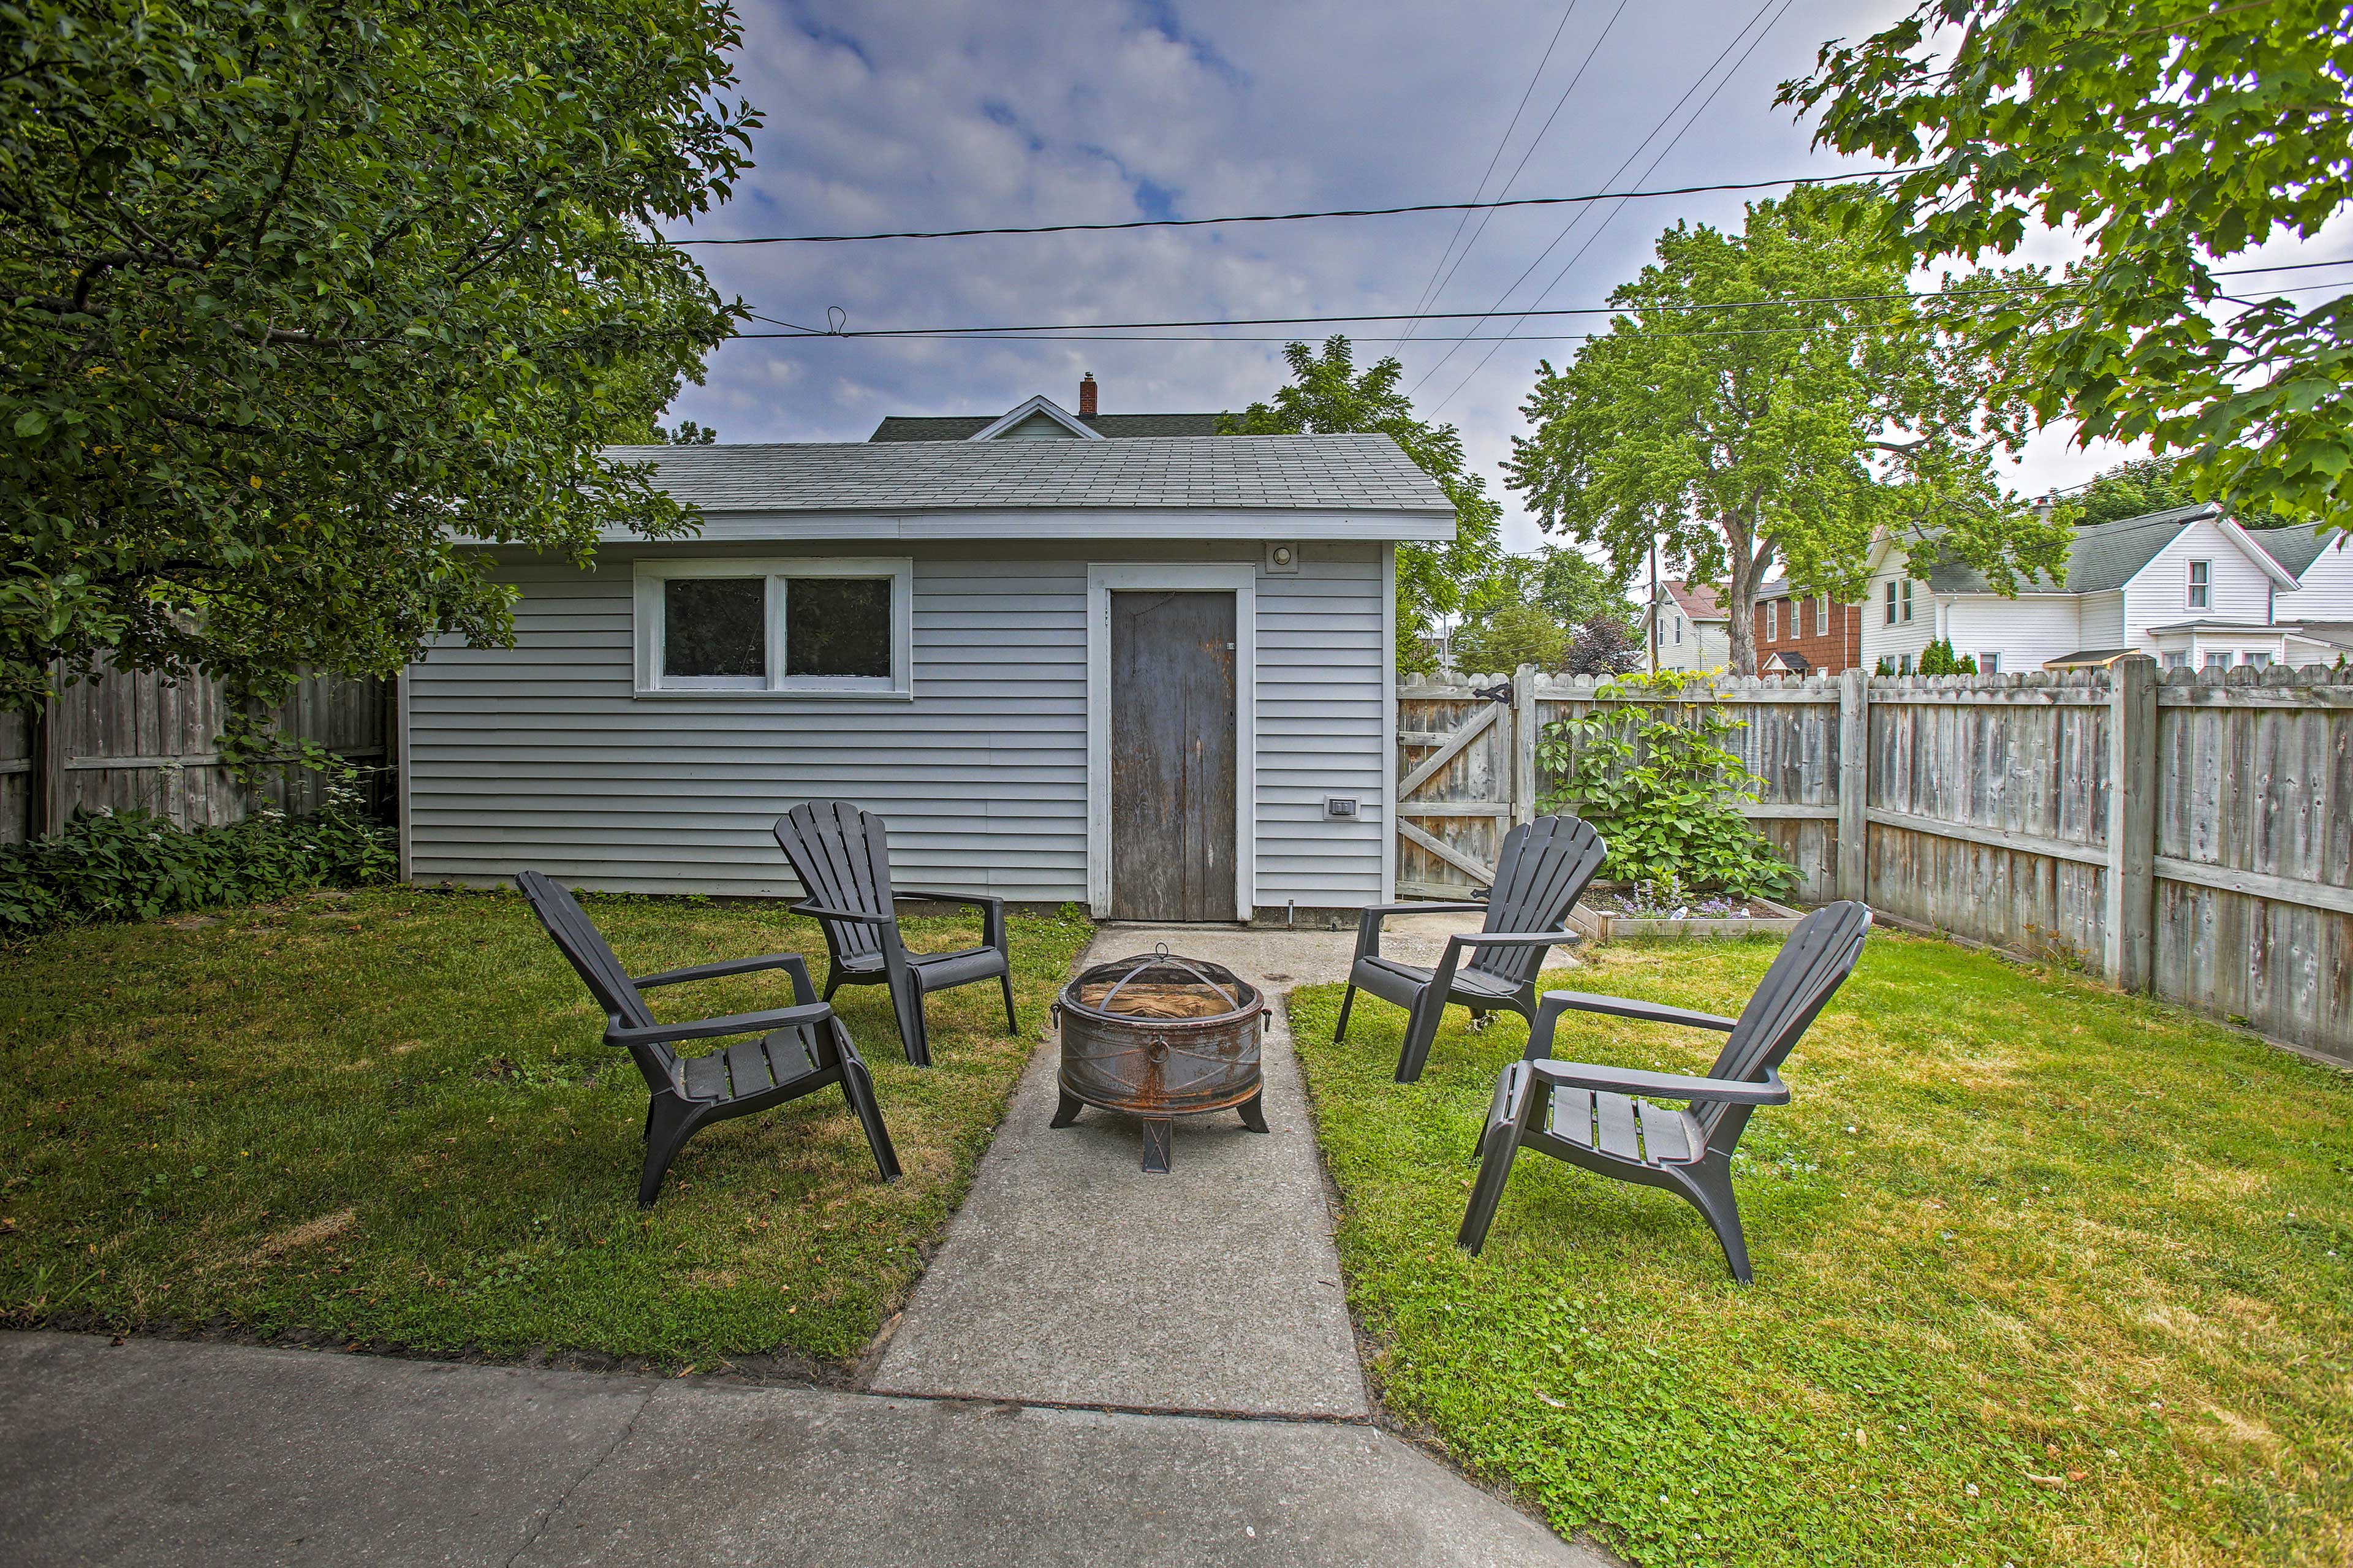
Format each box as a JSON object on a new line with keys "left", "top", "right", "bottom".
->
{"left": 665, "top": 0, "right": 2345, "bottom": 552}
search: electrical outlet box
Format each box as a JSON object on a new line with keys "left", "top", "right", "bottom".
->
{"left": 1323, "top": 795, "right": 1361, "bottom": 819}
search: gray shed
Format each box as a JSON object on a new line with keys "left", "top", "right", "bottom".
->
{"left": 399, "top": 429, "right": 1455, "bottom": 922}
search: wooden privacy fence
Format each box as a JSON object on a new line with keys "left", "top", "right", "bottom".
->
{"left": 1397, "top": 664, "right": 2353, "bottom": 1064}
{"left": 0, "top": 662, "right": 393, "bottom": 845}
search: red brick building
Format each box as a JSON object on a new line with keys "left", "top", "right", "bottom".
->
{"left": 1751, "top": 578, "right": 1863, "bottom": 674}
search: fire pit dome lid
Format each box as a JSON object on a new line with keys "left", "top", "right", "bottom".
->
{"left": 1061, "top": 945, "right": 1262, "bottom": 1025}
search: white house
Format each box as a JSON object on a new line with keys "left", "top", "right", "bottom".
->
{"left": 1860, "top": 504, "right": 2351, "bottom": 675}
{"left": 1643, "top": 580, "right": 1732, "bottom": 671}
{"left": 398, "top": 400, "right": 1455, "bottom": 923}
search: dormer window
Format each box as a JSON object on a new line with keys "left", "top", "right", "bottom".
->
{"left": 2188, "top": 559, "right": 2210, "bottom": 610}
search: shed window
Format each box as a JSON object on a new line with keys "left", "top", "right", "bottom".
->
{"left": 662, "top": 578, "right": 767, "bottom": 684}
{"left": 2188, "top": 560, "right": 2210, "bottom": 610}
{"left": 635, "top": 558, "right": 914, "bottom": 698}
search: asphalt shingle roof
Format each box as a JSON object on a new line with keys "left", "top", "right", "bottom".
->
{"left": 1922, "top": 503, "right": 2217, "bottom": 594}
{"left": 2253, "top": 523, "right": 2339, "bottom": 580}
{"left": 602, "top": 434, "right": 1452, "bottom": 513}
{"left": 869, "top": 412, "right": 1225, "bottom": 441}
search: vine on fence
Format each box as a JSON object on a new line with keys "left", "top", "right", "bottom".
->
{"left": 1534, "top": 670, "right": 1797, "bottom": 900}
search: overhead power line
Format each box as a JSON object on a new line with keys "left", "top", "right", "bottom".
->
{"left": 663, "top": 169, "right": 1917, "bottom": 247}
{"left": 732, "top": 257, "right": 2353, "bottom": 343}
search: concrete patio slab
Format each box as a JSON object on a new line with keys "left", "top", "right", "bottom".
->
{"left": 0, "top": 1333, "right": 1607, "bottom": 1568}
{"left": 865, "top": 917, "right": 1477, "bottom": 1418}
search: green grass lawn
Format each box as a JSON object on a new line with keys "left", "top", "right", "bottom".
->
{"left": 0, "top": 887, "right": 1091, "bottom": 1367}
{"left": 1291, "top": 933, "right": 2352, "bottom": 1568}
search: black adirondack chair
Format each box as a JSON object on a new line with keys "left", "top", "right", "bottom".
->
{"left": 515, "top": 870, "right": 900, "bottom": 1205}
{"left": 1335, "top": 814, "right": 1608, "bottom": 1083}
{"left": 1457, "top": 900, "right": 1871, "bottom": 1281}
{"left": 771, "top": 801, "right": 1017, "bottom": 1069}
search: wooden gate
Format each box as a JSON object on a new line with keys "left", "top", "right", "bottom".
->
{"left": 1394, "top": 672, "right": 1529, "bottom": 898}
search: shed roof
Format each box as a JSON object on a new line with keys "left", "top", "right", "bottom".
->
{"left": 601, "top": 433, "right": 1452, "bottom": 515}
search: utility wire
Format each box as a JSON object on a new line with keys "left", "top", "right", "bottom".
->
{"left": 1400, "top": 0, "right": 1586, "bottom": 343}
{"left": 1406, "top": 0, "right": 1634, "bottom": 340}
{"left": 733, "top": 257, "right": 2353, "bottom": 341}
{"left": 662, "top": 169, "right": 1917, "bottom": 246}
{"left": 726, "top": 259, "right": 2353, "bottom": 344}
{"left": 1431, "top": 0, "right": 1802, "bottom": 415}
{"left": 1413, "top": 0, "right": 1790, "bottom": 404}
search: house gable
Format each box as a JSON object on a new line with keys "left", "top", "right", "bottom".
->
{"left": 964, "top": 395, "right": 1102, "bottom": 442}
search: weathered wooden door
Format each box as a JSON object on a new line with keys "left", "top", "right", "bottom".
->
{"left": 1110, "top": 591, "right": 1238, "bottom": 921}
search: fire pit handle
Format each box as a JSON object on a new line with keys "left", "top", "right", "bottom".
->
{"left": 1096, "top": 944, "right": 1240, "bottom": 1016}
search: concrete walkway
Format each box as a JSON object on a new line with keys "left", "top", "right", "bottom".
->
{"left": 2, "top": 917, "right": 1612, "bottom": 1567}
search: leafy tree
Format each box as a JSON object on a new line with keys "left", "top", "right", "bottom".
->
{"left": 1460, "top": 545, "right": 1637, "bottom": 631}
{"left": 1560, "top": 616, "right": 1643, "bottom": 677}
{"left": 1782, "top": 1, "right": 2353, "bottom": 528}
{"left": 2059, "top": 453, "right": 2287, "bottom": 529}
{"left": 1, "top": 0, "right": 756, "bottom": 734}
{"left": 1449, "top": 604, "right": 1567, "bottom": 674}
{"left": 1224, "top": 337, "right": 1502, "bottom": 672}
{"left": 1506, "top": 188, "right": 2071, "bottom": 674}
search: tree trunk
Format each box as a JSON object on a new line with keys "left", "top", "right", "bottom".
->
{"left": 1722, "top": 526, "right": 1762, "bottom": 676}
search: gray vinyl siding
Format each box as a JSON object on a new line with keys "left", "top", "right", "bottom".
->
{"left": 404, "top": 540, "right": 1387, "bottom": 909}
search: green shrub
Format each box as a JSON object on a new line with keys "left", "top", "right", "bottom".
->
{"left": 1917, "top": 637, "right": 1978, "bottom": 675}
{"left": 1536, "top": 670, "right": 1798, "bottom": 899}
{"left": 0, "top": 767, "right": 396, "bottom": 934}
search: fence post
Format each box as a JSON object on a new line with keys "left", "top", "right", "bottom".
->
{"left": 1512, "top": 664, "right": 1539, "bottom": 827}
{"left": 1836, "top": 668, "right": 1869, "bottom": 903}
{"left": 2103, "top": 657, "right": 2158, "bottom": 992}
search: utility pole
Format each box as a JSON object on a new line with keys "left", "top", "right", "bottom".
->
{"left": 1647, "top": 535, "right": 1660, "bottom": 675}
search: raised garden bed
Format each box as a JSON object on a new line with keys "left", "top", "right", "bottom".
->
{"left": 1568, "top": 883, "right": 1805, "bottom": 941}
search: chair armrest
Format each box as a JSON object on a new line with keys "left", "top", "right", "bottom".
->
{"left": 1525, "top": 989, "right": 1738, "bottom": 1062}
{"left": 791, "top": 901, "right": 893, "bottom": 926}
{"left": 1539, "top": 990, "right": 1737, "bottom": 1031}
{"left": 608, "top": 1001, "right": 836, "bottom": 1050}
{"left": 1355, "top": 900, "right": 1488, "bottom": 961}
{"left": 895, "top": 889, "right": 1008, "bottom": 950}
{"left": 893, "top": 888, "right": 1001, "bottom": 909}
{"left": 1450, "top": 930, "right": 1579, "bottom": 949}
{"left": 633, "top": 951, "right": 817, "bottom": 1005}
{"left": 1529, "top": 1059, "right": 1787, "bottom": 1106}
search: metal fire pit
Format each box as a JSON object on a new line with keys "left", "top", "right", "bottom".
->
{"left": 1049, "top": 947, "right": 1268, "bottom": 1172}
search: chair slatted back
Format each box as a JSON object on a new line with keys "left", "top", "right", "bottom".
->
{"left": 1692, "top": 901, "right": 1872, "bottom": 1150}
{"left": 1469, "top": 816, "right": 1608, "bottom": 987}
{"left": 515, "top": 871, "right": 682, "bottom": 1094}
{"left": 773, "top": 801, "right": 895, "bottom": 963}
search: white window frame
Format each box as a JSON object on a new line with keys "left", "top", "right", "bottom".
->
{"left": 1884, "top": 580, "right": 1898, "bottom": 625}
{"left": 632, "top": 556, "right": 915, "bottom": 699}
{"left": 1901, "top": 580, "right": 1915, "bottom": 624}
{"left": 2242, "top": 650, "right": 2273, "bottom": 668}
{"left": 2162, "top": 651, "right": 2190, "bottom": 669}
{"left": 1766, "top": 600, "right": 1778, "bottom": 642}
{"left": 1979, "top": 652, "right": 2001, "bottom": 674}
{"left": 2187, "top": 559, "right": 2211, "bottom": 610}
{"left": 2203, "top": 650, "right": 2231, "bottom": 670}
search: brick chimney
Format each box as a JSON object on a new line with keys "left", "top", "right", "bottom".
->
{"left": 1078, "top": 372, "right": 1097, "bottom": 418}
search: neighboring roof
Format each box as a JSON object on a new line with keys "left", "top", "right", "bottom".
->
{"left": 964, "top": 395, "right": 1102, "bottom": 441}
{"left": 2252, "top": 523, "right": 2341, "bottom": 580}
{"left": 2043, "top": 648, "right": 2140, "bottom": 668}
{"left": 870, "top": 412, "right": 1226, "bottom": 441}
{"left": 600, "top": 433, "right": 1452, "bottom": 515}
{"left": 1657, "top": 580, "right": 1727, "bottom": 621}
{"left": 1761, "top": 650, "right": 1811, "bottom": 673}
{"left": 2146, "top": 619, "right": 2297, "bottom": 635}
{"left": 2286, "top": 621, "right": 2353, "bottom": 649}
{"left": 1919, "top": 504, "right": 2214, "bottom": 595}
